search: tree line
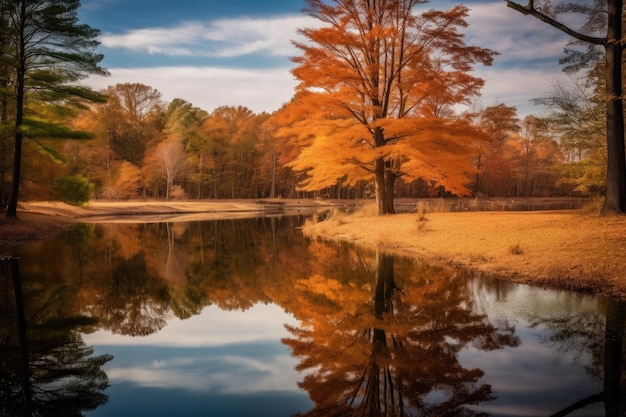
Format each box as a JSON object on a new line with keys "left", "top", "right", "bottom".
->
{"left": 0, "top": 0, "right": 621, "bottom": 217}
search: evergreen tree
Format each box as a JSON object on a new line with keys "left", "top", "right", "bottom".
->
{"left": 0, "top": 0, "right": 107, "bottom": 218}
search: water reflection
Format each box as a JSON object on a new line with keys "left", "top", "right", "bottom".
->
{"left": 0, "top": 257, "right": 111, "bottom": 417}
{"left": 528, "top": 297, "right": 626, "bottom": 416}
{"left": 282, "top": 250, "right": 519, "bottom": 416}
{"left": 5, "top": 217, "right": 625, "bottom": 416}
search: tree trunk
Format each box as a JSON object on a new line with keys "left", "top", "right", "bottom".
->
{"left": 375, "top": 157, "right": 386, "bottom": 214}
{"left": 270, "top": 149, "right": 276, "bottom": 198}
{"left": 603, "top": 300, "right": 626, "bottom": 416}
{"left": 603, "top": 0, "right": 626, "bottom": 214}
{"left": 373, "top": 127, "right": 396, "bottom": 214}
{"left": 383, "top": 162, "right": 396, "bottom": 214}
{"left": 9, "top": 258, "right": 33, "bottom": 415}
{"left": 5, "top": 2, "right": 26, "bottom": 218}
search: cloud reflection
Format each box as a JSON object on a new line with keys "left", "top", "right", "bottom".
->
{"left": 84, "top": 303, "right": 299, "bottom": 347}
{"left": 107, "top": 352, "right": 300, "bottom": 393}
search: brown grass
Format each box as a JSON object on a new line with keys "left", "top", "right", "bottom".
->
{"left": 303, "top": 205, "right": 626, "bottom": 300}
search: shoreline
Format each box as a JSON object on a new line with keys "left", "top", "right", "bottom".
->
{"left": 0, "top": 199, "right": 339, "bottom": 255}
{"left": 302, "top": 209, "right": 626, "bottom": 301}
{"left": 3, "top": 199, "right": 625, "bottom": 300}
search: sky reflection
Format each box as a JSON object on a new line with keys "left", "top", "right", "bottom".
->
{"left": 85, "top": 303, "right": 311, "bottom": 417}
{"left": 84, "top": 303, "right": 299, "bottom": 346}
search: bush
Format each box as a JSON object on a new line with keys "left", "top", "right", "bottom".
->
{"left": 53, "top": 175, "right": 93, "bottom": 207}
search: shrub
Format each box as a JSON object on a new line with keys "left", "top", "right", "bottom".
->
{"left": 53, "top": 175, "right": 93, "bottom": 207}
{"left": 509, "top": 243, "right": 524, "bottom": 255}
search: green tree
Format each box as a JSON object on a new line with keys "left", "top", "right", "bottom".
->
{"left": 164, "top": 99, "right": 209, "bottom": 198}
{"left": 52, "top": 174, "right": 93, "bottom": 206}
{"left": 0, "top": 0, "right": 107, "bottom": 218}
{"left": 536, "top": 68, "right": 607, "bottom": 195}
{"left": 507, "top": 0, "right": 625, "bottom": 214}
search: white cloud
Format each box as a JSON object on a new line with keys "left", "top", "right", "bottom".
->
{"left": 100, "top": 15, "right": 316, "bottom": 58}
{"left": 107, "top": 354, "right": 301, "bottom": 393}
{"left": 83, "top": 303, "right": 300, "bottom": 346}
{"left": 85, "top": 3, "right": 575, "bottom": 116}
{"left": 465, "top": 3, "right": 573, "bottom": 64}
{"left": 478, "top": 66, "right": 570, "bottom": 116}
{"left": 83, "top": 66, "right": 298, "bottom": 113}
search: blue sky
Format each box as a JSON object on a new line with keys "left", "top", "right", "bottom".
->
{"left": 79, "top": 0, "right": 580, "bottom": 117}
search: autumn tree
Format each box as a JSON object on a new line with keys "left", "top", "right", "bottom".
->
{"left": 195, "top": 106, "right": 265, "bottom": 199}
{"left": 277, "top": 0, "right": 496, "bottom": 214}
{"left": 537, "top": 67, "right": 607, "bottom": 195}
{"left": 282, "top": 249, "right": 519, "bottom": 416}
{"left": 509, "top": 116, "right": 562, "bottom": 197}
{"left": 472, "top": 104, "right": 520, "bottom": 196}
{"left": 507, "top": 0, "right": 625, "bottom": 213}
{"left": 143, "top": 137, "right": 188, "bottom": 201}
{"left": 0, "top": 0, "right": 107, "bottom": 218}
{"left": 68, "top": 83, "right": 164, "bottom": 199}
{"left": 97, "top": 83, "right": 163, "bottom": 167}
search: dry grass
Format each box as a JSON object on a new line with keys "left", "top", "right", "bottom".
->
{"left": 303, "top": 204, "right": 626, "bottom": 300}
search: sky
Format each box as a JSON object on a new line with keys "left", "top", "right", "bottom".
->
{"left": 78, "top": 0, "right": 582, "bottom": 117}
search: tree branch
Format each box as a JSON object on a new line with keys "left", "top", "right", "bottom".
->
{"left": 506, "top": 1, "right": 605, "bottom": 45}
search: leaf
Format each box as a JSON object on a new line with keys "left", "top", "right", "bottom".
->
{"left": 19, "top": 117, "right": 94, "bottom": 140}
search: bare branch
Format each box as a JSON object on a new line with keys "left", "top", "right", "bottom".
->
{"left": 506, "top": 1, "right": 605, "bottom": 45}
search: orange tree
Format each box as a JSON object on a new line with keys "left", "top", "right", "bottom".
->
{"left": 275, "top": 0, "right": 496, "bottom": 213}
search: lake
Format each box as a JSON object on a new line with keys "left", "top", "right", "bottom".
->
{"left": 1, "top": 215, "right": 622, "bottom": 416}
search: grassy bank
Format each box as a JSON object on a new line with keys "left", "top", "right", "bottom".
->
{"left": 303, "top": 206, "right": 626, "bottom": 300}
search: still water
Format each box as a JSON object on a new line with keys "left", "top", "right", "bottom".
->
{"left": 1, "top": 215, "right": 623, "bottom": 416}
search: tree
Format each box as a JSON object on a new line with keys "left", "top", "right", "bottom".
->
{"left": 96, "top": 83, "right": 163, "bottom": 167}
{"left": 283, "top": 250, "right": 519, "bottom": 416}
{"left": 143, "top": 137, "right": 188, "bottom": 201}
{"left": 537, "top": 68, "right": 607, "bottom": 195}
{"left": 161, "top": 99, "right": 207, "bottom": 199}
{"left": 500, "top": 116, "right": 562, "bottom": 197}
{"left": 472, "top": 104, "right": 520, "bottom": 196}
{"left": 196, "top": 106, "right": 264, "bottom": 199}
{"left": 0, "top": 0, "right": 107, "bottom": 218}
{"left": 1, "top": 257, "right": 112, "bottom": 417}
{"left": 507, "top": 0, "right": 625, "bottom": 214}
{"left": 277, "top": 0, "right": 496, "bottom": 214}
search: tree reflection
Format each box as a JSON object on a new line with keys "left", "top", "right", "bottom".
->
{"left": 527, "top": 296, "right": 626, "bottom": 416}
{"left": 0, "top": 257, "right": 112, "bottom": 417}
{"left": 283, "top": 250, "right": 520, "bottom": 417}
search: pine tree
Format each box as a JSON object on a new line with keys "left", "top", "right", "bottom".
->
{"left": 0, "top": 0, "right": 107, "bottom": 218}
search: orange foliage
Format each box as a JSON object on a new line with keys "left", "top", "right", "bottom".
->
{"left": 275, "top": 0, "right": 497, "bottom": 212}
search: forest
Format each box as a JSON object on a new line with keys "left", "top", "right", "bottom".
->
{"left": 0, "top": 0, "right": 614, "bottom": 215}
{"left": 0, "top": 78, "right": 604, "bottom": 204}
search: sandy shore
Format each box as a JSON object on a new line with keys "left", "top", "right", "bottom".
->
{"left": 3, "top": 199, "right": 625, "bottom": 300}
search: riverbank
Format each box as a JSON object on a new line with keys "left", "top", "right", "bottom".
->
{"left": 303, "top": 207, "right": 626, "bottom": 300}
{"left": 0, "top": 199, "right": 340, "bottom": 254}
{"left": 2, "top": 199, "right": 625, "bottom": 300}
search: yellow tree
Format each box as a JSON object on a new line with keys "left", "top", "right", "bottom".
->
{"left": 277, "top": 0, "right": 496, "bottom": 213}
